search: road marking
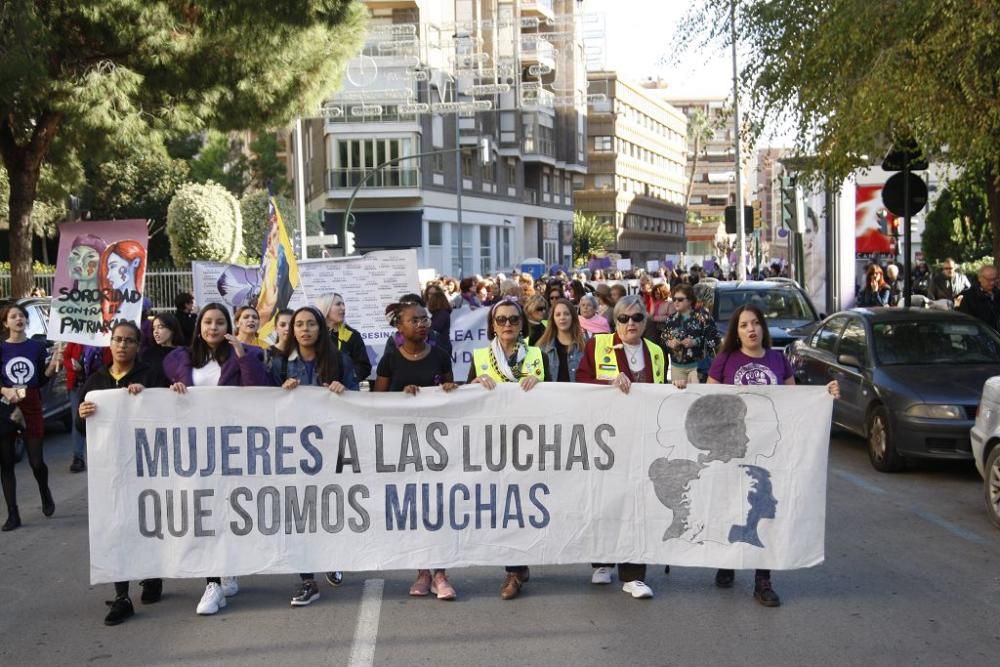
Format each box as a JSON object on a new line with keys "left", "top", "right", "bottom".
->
{"left": 831, "top": 467, "right": 887, "bottom": 495}
{"left": 915, "top": 510, "right": 988, "bottom": 545}
{"left": 348, "top": 578, "right": 384, "bottom": 667}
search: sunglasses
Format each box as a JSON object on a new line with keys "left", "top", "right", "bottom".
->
{"left": 494, "top": 315, "right": 522, "bottom": 326}
{"left": 672, "top": 297, "right": 687, "bottom": 303}
{"left": 616, "top": 313, "right": 645, "bottom": 324}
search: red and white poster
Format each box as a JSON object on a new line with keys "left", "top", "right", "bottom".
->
{"left": 854, "top": 184, "right": 895, "bottom": 255}
{"left": 48, "top": 219, "right": 149, "bottom": 346}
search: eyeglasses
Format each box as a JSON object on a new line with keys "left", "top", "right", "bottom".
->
{"left": 405, "top": 316, "right": 431, "bottom": 325}
{"left": 494, "top": 315, "right": 522, "bottom": 326}
{"left": 110, "top": 336, "right": 138, "bottom": 346}
{"left": 672, "top": 297, "right": 687, "bottom": 303}
{"left": 616, "top": 313, "right": 645, "bottom": 324}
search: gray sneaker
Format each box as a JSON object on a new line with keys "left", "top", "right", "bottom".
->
{"left": 291, "top": 579, "right": 320, "bottom": 607}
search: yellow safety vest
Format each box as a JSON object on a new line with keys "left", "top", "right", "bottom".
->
{"left": 593, "top": 333, "right": 665, "bottom": 384}
{"left": 472, "top": 346, "right": 545, "bottom": 382}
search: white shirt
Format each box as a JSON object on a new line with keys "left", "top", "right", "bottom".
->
{"left": 191, "top": 360, "right": 222, "bottom": 387}
{"left": 622, "top": 341, "right": 646, "bottom": 375}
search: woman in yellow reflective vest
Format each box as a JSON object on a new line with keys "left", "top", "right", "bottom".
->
{"left": 576, "top": 294, "right": 666, "bottom": 600}
{"left": 468, "top": 298, "right": 550, "bottom": 600}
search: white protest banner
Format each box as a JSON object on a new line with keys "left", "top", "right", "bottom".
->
{"left": 646, "top": 260, "right": 661, "bottom": 273}
{"left": 193, "top": 250, "right": 418, "bottom": 364}
{"left": 87, "top": 384, "right": 832, "bottom": 583}
{"left": 48, "top": 219, "right": 149, "bottom": 345}
{"left": 617, "top": 258, "right": 632, "bottom": 271}
{"left": 584, "top": 278, "right": 666, "bottom": 296}
{"left": 448, "top": 306, "right": 489, "bottom": 382}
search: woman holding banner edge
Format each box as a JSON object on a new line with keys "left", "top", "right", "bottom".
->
{"left": 78, "top": 321, "right": 164, "bottom": 625}
{"left": 163, "top": 303, "right": 272, "bottom": 616}
{"left": 468, "top": 298, "right": 550, "bottom": 600}
{"left": 706, "top": 303, "right": 839, "bottom": 607}
{"left": 375, "top": 300, "right": 458, "bottom": 600}
{"left": 272, "top": 306, "right": 350, "bottom": 607}
{"left": 576, "top": 294, "right": 665, "bottom": 599}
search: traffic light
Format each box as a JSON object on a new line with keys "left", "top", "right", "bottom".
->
{"left": 780, "top": 176, "right": 805, "bottom": 233}
{"left": 724, "top": 205, "right": 753, "bottom": 234}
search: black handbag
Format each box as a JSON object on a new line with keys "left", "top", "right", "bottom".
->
{"left": 0, "top": 398, "right": 25, "bottom": 436}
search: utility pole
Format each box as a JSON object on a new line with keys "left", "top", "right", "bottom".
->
{"left": 730, "top": 0, "right": 746, "bottom": 280}
{"left": 294, "top": 118, "right": 308, "bottom": 260}
{"left": 455, "top": 113, "right": 464, "bottom": 278}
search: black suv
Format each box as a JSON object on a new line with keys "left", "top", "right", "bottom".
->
{"left": 708, "top": 279, "right": 822, "bottom": 349}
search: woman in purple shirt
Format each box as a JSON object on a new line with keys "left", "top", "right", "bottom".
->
{"left": 707, "top": 304, "right": 838, "bottom": 607}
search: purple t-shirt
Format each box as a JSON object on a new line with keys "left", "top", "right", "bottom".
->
{"left": 1, "top": 339, "right": 48, "bottom": 388}
{"left": 709, "top": 349, "right": 793, "bottom": 385}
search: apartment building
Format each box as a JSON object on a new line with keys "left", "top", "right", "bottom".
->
{"left": 575, "top": 72, "right": 688, "bottom": 264}
{"left": 290, "top": 0, "right": 588, "bottom": 276}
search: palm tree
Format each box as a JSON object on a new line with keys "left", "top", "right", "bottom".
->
{"left": 685, "top": 108, "right": 714, "bottom": 206}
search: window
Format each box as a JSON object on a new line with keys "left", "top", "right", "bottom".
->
{"left": 813, "top": 317, "right": 849, "bottom": 353}
{"left": 500, "top": 227, "right": 511, "bottom": 268}
{"left": 593, "top": 136, "right": 613, "bottom": 152}
{"left": 461, "top": 150, "right": 474, "bottom": 180}
{"left": 430, "top": 151, "right": 444, "bottom": 173}
{"left": 838, "top": 320, "right": 868, "bottom": 365}
{"left": 480, "top": 225, "right": 493, "bottom": 274}
{"left": 506, "top": 159, "right": 517, "bottom": 186}
{"left": 428, "top": 221, "right": 443, "bottom": 246}
{"left": 542, "top": 173, "right": 551, "bottom": 193}
{"left": 543, "top": 239, "right": 559, "bottom": 266}
{"left": 451, "top": 223, "right": 473, "bottom": 275}
{"left": 333, "top": 137, "right": 414, "bottom": 187}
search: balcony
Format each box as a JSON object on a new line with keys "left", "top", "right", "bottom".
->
{"left": 521, "top": 87, "right": 556, "bottom": 114}
{"left": 327, "top": 167, "right": 420, "bottom": 191}
{"left": 521, "top": 0, "right": 555, "bottom": 19}
{"left": 521, "top": 36, "right": 556, "bottom": 71}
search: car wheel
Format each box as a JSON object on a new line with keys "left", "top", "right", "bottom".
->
{"left": 867, "top": 405, "right": 904, "bottom": 472}
{"left": 985, "top": 445, "right": 1000, "bottom": 530}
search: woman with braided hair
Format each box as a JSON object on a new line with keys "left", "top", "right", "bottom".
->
{"left": 467, "top": 298, "right": 551, "bottom": 600}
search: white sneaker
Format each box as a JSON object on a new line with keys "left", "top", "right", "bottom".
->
{"left": 197, "top": 582, "right": 227, "bottom": 615}
{"left": 221, "top": 576, "right": 239, "bottom": 597}
{"left": 591, "top": 566, "right": 613, "bottom": 585}
{"left": 622, "top": 580, "right": 654, "bottom": 599}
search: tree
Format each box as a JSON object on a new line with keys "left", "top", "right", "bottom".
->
{"left": 684, "top": 108, "right": 715, "bottom": 207}
{"left": 0, "top": 0, "right": 366, "bottom": 296}
{"left": 249, "top": 133, "right": 290, "bottom": 197}
{"left": 86, "top": 151, "right": 190, "bottom": 261}
{"left": 572, "top": 212, "right": 615, "bottom": 265}
{"left": 188, "top": 130, "right": 251, "bottom": 196}
{"left": 677, "top": 0, "right": 1000, "bottom": 257}
{"left": 166, "top": 181, "right": 243, "bottom": 265}
{"left": 922, "top": 167, "right": 991, "bottom": 265}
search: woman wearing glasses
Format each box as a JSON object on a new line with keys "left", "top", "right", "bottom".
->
{"left": 662, "top": 284, "right": 719, "bottom": 390}
{"left": 163, "top": 303, "right": 271, "bottom": 616}
{"left": 576, "top": 294, "right": 666, "bottom": 599}
{"left": 375, "top": 301, "right": 458, "bottom": 600}
{"left": 524, "top": 294, "right": 548, "bottom": 345}
{"left": 468, "top": 298, "right": 550, "bottom": 600}
{"left": 78, "top": 321, "right": 166, "bottom": 625}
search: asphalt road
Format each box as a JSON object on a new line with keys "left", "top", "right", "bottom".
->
{"left": 0, "top": 425, "right": 997, "bottom": 667}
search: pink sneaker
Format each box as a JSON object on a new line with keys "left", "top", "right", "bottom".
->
{"left": 431, "top": 571, "right": 457, "bottom": 601}
{"left": 409, "top": 570, "right": 431, "bottom": 597}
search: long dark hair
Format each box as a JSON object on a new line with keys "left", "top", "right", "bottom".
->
{"left": 0, "top": 303, "right": 29, "bottom": 339}
{"left": 152, "top": 313, "right": 184, "bottom": 348}
{"left": 289, "top": 306, "right": 341, "bottom": 385}
{"left": 535, "top": 298, "right": 586, "bottom": 350}
{"left": 720, "top": 304, "right": 772, "bottom": 354}
{"left": 189, "top": 303, "right": 234, "bottom": 368}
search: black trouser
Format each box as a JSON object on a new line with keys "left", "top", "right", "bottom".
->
{"left": 592, "top": 562, "right": 646, "bottom": 582}
{"left": 717, "top": 568, "right": 771, "bottom": 580}
{"left": 114, "top": 579, "right": 162, "bottom": 598}
{"left": 505, "top": 566, "right": 528, "bottom": 577}
{"left": 0, "top": 434, "right": 48, "bottom": 512}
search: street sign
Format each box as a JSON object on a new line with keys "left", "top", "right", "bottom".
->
{"left": 881, "top": 172, "right": 928, "bottom": 217}
{"left": 752, "top": 200, "right": 762, "bottom": 231}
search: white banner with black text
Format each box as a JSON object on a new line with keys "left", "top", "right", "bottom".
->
{"left": 87, "top": 384, "right": 832, "bottom": 583}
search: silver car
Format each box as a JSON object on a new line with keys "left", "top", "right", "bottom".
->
{"left": 970, "top": 376, "right": 1000, "bottom": 529}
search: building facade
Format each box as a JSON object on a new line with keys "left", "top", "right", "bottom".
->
{"left": 575, "top": 72, "right": 688, "bottom": 264}
{"left": 290, "top": 0, "right": 588, "bottom": 276}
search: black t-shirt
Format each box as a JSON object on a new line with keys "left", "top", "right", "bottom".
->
{"left": 555, "top": 340, "right": 570, "bottom": 382}
{"left": 376, "top": 346, "right": 453, "bottom": 392}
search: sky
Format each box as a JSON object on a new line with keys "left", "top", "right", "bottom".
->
{"left": 581, "top": 0, "right": 732, "bottom": 99}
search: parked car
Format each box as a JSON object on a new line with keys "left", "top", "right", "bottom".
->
{"left": 970, "top": 376, "right": 1000, "bottom": 528}
{"left": 0, "top": 297, "right": 72, "bottom": 431}
{"left": 712, "top": 280, "right": 821, "bottom": 349}
{"left": 786, "top": 307, "right": 1000, "bottom": 472}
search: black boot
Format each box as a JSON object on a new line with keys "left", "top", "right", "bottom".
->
{"left": 753, "top": 576, "right": 781, "bottom": 607}
{"left": 40, "top": 485, "right": 54, "bottom": 517}
{"left": 2, "top": 506, "right": 21, "bottom": 531}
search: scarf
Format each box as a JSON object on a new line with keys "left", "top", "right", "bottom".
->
{"left": 489, "top": 337, "right": 526, "bottom": 382}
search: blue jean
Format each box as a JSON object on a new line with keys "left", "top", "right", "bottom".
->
{"left": 70, "top": 388, "right": 85, "bottom": 461}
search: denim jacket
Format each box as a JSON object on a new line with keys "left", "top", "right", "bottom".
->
{"left": 538, "top": 339, "right": 584, "bottom": 382}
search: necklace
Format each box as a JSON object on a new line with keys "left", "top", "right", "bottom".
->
{"left": 623, "top": 342, "right": 642, "bottom": 365}
{"left": 399, "top": 343, "right": 428, "bottom": 360}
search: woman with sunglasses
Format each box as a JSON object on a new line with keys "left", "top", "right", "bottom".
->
{"left": 662, "top": 284, "right": 719, "bottom": 390}
{"left": 468, "top": 298, "right": 550, "bottom": 600}
{"left": 376, "top": 301, "right": 458, "bottom": 600}
{"left": 524, "top": 294, "right": 548, "bottom": 345}
{"left": 576, "top": 294, "right": 666, "bottom": 599}
{"left": 0, "top": 304, "right": 63, "bottom": 531}
{"left": 707, "top": 303, "right": 839, "bottom": 607}
{"left": 271, "top": 306, "right": 349, "bottom": 607}
{"left": 78, "top": 321, "right": 166, "bottom": 625}
{"left": 163, "top": 303, "right": 271, "bottom": 616}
